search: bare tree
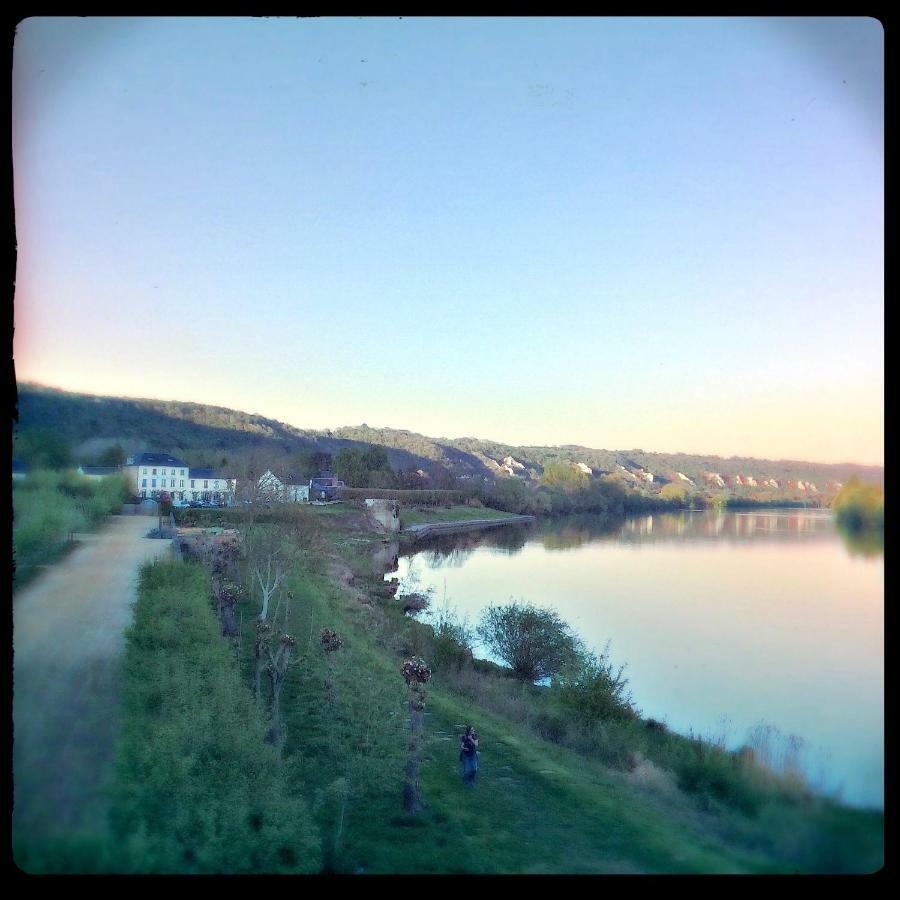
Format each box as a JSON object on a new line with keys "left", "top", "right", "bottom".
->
{"left": 243, "top": 525, "right": 294, "bottom": 621}
{"left": 401, "top": 656, "right": 431, "bottom": 814}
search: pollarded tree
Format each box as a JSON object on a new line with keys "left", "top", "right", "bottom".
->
{"left": 401, "top": 656, "right": 431, "bottom": 813}
{"left": 476, "top": 601, "right": 579, "bottom": 683}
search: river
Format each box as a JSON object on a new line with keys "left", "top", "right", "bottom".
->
{"left": 391, "top": 509, "right": 884, "bottom": 809}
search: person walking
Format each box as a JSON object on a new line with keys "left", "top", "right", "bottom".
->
{"left": 460, "top": 725, "right": 479, "bottom": 788}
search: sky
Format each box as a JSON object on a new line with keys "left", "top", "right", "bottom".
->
{"left": 12, "top": 17, "right": 884, "bottom": 465}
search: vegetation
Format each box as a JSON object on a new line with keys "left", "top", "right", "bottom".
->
{"left": 476, "top": 602, "right": 581, "bottom": 684}
{"left": 13, "top": 469, "right": 129, "bottom": 587}
{"left": 109, "top": 560, "right": 320, "bottom": 873}
{"left": 832, "top": 477, "right": 884, "bottom": 533}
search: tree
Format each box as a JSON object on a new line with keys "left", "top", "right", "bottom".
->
{"left": 242, "top": 525, "right": 295, "bottom": 620}
{"left": 400, "top": 656, "right": 431, "bottom": 813}
{"left": 660, "top": 482, "right": 688, "bottom": 503}
{"left": 541, "top": 461, "right": 589, "bottom": 494}
{"left": 98, "top": 442, "right": 125, "bottom": 466}
{"left": 13, "top": 428, "right": 72, "bottom": 470}
{"left": 476, "top": 602, "right": 579, "bottom": 683}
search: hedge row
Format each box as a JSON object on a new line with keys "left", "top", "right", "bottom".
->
{"left": 109, "top": 560, "right": 321, "bottom": 873}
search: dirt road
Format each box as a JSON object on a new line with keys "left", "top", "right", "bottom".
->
{"left": 13, "top": 515, "right": 172, "bottom": 851}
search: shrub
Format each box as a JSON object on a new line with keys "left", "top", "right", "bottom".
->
{"left": 551, "top": 643, "right": 637, "bottom": 726}
{"left": 476, "top": 601, "right": 580, "bottom": 683}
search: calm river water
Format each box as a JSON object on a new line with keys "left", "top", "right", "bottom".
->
{"left": 392, "top": 509, "right": 883, "bottom": 809}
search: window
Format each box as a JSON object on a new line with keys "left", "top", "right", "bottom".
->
{"left": 143, "top": 468, "right": 148, "bottom": 474}
{"left": 171, "top": 479, "right": 175, "bottom": 487}
{"left": 214, "top": 480, "right": 220, "bottom": 488}
{"left": 161, "top": 468, "right": 167, "bottom": 476}
{"left": 180, "top": 480, "right": 184, "bottom": 487}
{"left": 191, "top": 480, "right": 195, "bottom": 488}
{"left": 180, "top": 469, "right": 185, "bottom": 476}
{"left": 141, "top": 490, "right": 146, "bottom": 498}
{"left": 142, "top": 478, "right": 147, "bottom": 487}
{"left": 152, "top": 468, "right": 157, "bottom": 475}
{"left": 151, "top": 479, "right": 157, "bottom": 487}
{"left": 204, "top": 480, "right": 208, "bottom": 488}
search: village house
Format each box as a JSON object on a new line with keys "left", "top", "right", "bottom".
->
{"left": 309, "top": 474, "right": 344, "bottom": 501}
{"left": 123, "top": 453, "right": 236, "bottom": 504}
{"left": 256, "top": 470, "right": 310, "bottom": 503}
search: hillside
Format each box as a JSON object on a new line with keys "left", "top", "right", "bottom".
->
{"left": 14, "top": 383, "right": 883, "bottom": 492}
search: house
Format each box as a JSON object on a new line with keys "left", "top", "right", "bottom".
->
{"left": 77, "top": 465, "right": 121, "bottom": 479}
{"left": 124, "top": 452, "right": 236, "bottom": 503}
{"left": 257, "top": 470, "right": 310, "bottom": 503}
{"left": 124, "top": 453, "right": 190, "bottom": 499}
{"left": 188, "top": 468, "right": 237, "bottom": 505}
{"left": 309, "top": 473, "right": 345, "bottom": 501}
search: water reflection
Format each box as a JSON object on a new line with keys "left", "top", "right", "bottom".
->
{"left": 835, "top": 522, "right": 884, "bottom": 559}
{"left": 404, "top": 510, "right": 846, "bottom": 564}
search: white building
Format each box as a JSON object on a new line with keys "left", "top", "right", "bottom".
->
{"left": 257, "top": 470, "right": 310, "bottom": 503}
{"left": 124, "top": 453, "right": 236, "bottom": 503}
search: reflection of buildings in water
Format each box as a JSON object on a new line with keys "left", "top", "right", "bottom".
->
{"left": 371, "top": 540, "right": 400, "bottom": 576}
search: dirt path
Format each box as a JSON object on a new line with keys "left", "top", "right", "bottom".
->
{"left": 13, "top": 515, "right": 172, "bottom": 850}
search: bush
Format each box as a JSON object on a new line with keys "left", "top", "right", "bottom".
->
{"left": 671, "top": 739, "right": 762, "bottom": 816}
{"left": 476, "top": 601, "right": 580, "bottom": 683}
{"left": 551, "top": 643, "right": 637, "bottom": 726}
{"left": 428, "top": 606, "right": 474, "bottom": 673}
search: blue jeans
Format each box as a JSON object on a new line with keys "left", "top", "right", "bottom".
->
{"left": 462, "top": 752, "right": 478, "bottom": 787}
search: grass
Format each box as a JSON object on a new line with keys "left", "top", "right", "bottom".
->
{"left": 400, "top": 504, "right": 522, "bottom": 527}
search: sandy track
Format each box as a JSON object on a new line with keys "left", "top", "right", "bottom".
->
{"left": 13, "top": 515, "right": 172, "bottom": 847}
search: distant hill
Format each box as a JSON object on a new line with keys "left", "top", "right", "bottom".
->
{"left": 14, "top": 382, "right": 883, "bottom": 491}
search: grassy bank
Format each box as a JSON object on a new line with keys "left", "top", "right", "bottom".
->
{"left": 400, "top": 505, "right": 521, "bottom": 527}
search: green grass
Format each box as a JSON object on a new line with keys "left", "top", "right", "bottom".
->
{"left": 400, "top": 505, "right": 521, "bottom": 527}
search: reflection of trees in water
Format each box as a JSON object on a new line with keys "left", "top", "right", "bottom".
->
{"left": 409, "top": 525, "right": 531, "bottom": 565}
{"left": 535, "top": 514, "right": 621, "bottom": 550}
{"left": 400, "top": 511, "right": 847, "bottom": 565}
{"left": 836, "top": 521, "right": 884, "bottom": 559}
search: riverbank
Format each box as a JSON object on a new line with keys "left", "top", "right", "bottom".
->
{"left": 79, "top": 502, "right": 881, "bottom": 874}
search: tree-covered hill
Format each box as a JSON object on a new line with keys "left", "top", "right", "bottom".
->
{"left": 14, "top": 382, "right": 882, "bottom": 490}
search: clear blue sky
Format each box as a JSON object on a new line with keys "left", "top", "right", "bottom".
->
{"left": 13, "top": 17, "right": 884, "bottom": 464}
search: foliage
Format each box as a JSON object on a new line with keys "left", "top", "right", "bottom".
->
{"left": 832, "top": 477, "right": 884, "bottom": 532}
{"left": 334, "top": 445, "right": 394, "bottom": 488}
{"left": 14, "top": 426, "right": 72, "bottom": 469}
{"left": 13, "top": 470, "right": 129, "bottom": 586}
{"left": 541, "top": 462, "right": 589, "bottom": 493}
{"left": 110, "top": 560, "right": 321, "bottom": 873}
{"left": 476, "top": 602, "right": 580, "bottom": 683}
{"left": 552, "top": 643, "right": 637, "bottom": 726}
{"left": 660, "top": 482, "right": 688, "bottom": 503}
